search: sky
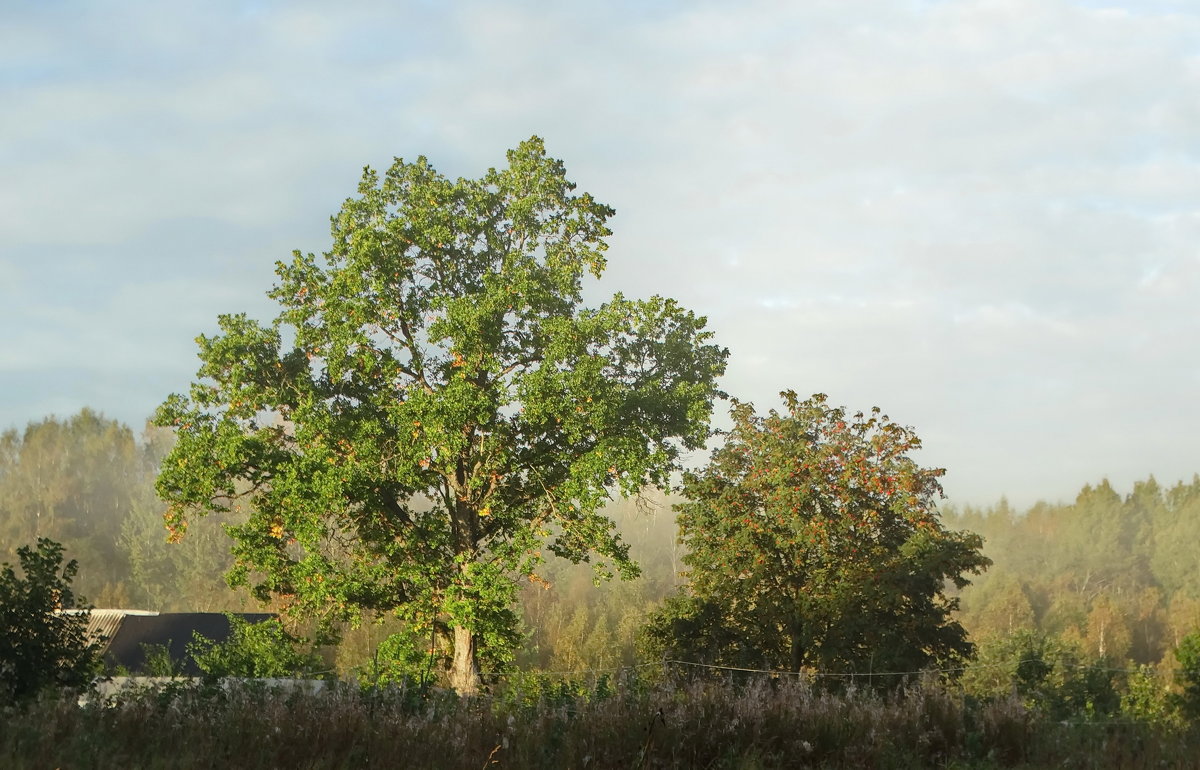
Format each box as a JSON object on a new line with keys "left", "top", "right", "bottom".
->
{"left": 2, "top": 0, "right": 1198, "bottom": 510}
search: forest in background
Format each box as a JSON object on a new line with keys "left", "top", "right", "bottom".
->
{"left": 3, "top": 407, "right": 1200, "bottom": 680}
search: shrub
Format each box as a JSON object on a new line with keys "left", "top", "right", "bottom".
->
{"left": 0, "top": 538, "right": 101, "bottom": 703}
{"left": 1173, "top": 631, "right": 1200, "bottom": 721}
{"left": 140, "top": 643, "right": 181, "bottom": 678}
{"left": 1122, "top": 664, "right": 1176, "bottom": 725}
{"left": 187, "top": 614, "right": 325, "bottom": 679}
{"left": 961, "top": 630, "right": 1121, "bottom": 721}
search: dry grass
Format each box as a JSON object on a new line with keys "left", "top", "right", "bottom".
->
{"left": 1, "top": 674, "right": 1197, "bottom": 769}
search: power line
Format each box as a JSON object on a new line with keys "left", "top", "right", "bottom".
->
{"left": 480, "top": 657, "right": 1176, "bottom": 682}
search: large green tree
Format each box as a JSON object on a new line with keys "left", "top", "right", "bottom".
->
{"left": 644, "top": 393, "right": 989, "bottom": 679}
{"left": 154, "top": 137, "right": 727, "bottom": 692}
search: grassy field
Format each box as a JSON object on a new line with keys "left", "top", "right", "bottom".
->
{"left": 2, "top": 674, "right": 1197, "bottom": 769}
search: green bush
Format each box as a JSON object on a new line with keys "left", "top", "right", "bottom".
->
{"left": 1174, "top": 631, "right": 1200, "bottom": 721}
{"left": 356, "top": 627, "right": 439, "bottom": 688}
{"left": 186, "top": 614, "right": 325, "bottom": 679}
{"left": 0, "top": 538, "right": 101, "bottom": 703}
{"left": 1122, "top": 664, "right": 1176, "bottom": 725}
{"left": 140, "top": 643, "right": 181, "bottom": 678}
{"left": 961, "top": 630, "right": 1120, "bottom": 721}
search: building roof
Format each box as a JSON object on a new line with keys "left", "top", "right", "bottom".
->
{"left": 61, "top": 609, "right": 275, "bottom": 675}
{"left": 72, "top": 608, "right": 158, "bottom": 651}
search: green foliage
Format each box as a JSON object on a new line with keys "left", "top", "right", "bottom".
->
{"left": 7, "top": 402, "right": 1200, "bottom": 704}
{"left": 954, "top": 573, "right": 1037, "bottom": 642}
{"left": 0, "top": 538, "right": 101, "bottom": 703}
{"left": 139, "top": 643, "right": 181, "bottom": 678}
{"left": 493, "top": 670, "right": 616, "bottom": 710}
{"left": 1173, "top": 630, "right": 1200, "bottom": 720}
{"left": 121, "top": 491, "right": 241, "bottom": 612}
{"left": 641, "top": 591, "right": 744, "bottom": 668}
{"left": 961, "top": 630, "right": 1121, "bottom": 721}
{"left": 949, "top": 474, "right": 1200, "bottom": 669}
{"left": 153, "top": 137, "right": 727, "bottom": 691}
{"left": 1122, "top": 664, "right": 1175, "bottom": 725}
{"left": 357, "top": 626, "right": 439, "bottom": 687}
{"left": 645, "top": 393, "right": 990, "bottom": 679}
{"left": 186, "top": 615, "right": 324, "bottom": 679}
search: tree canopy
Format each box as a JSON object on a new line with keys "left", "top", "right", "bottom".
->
{"left": 154, "top": 137, "right": 727, "bottom": 692}
{"left": 644, "top": 393, "right": 990, "bottom": 679}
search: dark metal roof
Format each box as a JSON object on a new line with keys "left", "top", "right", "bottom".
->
{"left": 62, "top": 610, "right": 275, "bottom": 675}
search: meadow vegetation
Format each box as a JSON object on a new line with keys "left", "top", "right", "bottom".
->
{"left": 4, "top": 672, "right": 1200, "bottom": 769}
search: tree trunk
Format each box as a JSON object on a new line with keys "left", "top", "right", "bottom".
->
{"left": 448, "top": 625, "right": 482, "bottom": 694}
{"left": 789, "top": 630, "right": 804, "bottom": 673}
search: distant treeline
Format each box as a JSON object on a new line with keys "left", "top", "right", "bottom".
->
{"left": 0, "top": 409, "right": 247, "bottom": 613}
{"left": 946, "top": 478, "right": 1200, "bottom": 667}
{"left": 2, "top": 408, "right": 1199, "bottom": 676}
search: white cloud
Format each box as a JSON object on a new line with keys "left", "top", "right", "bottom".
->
{"left": 2, "top": 0, "right": 1199, "bottom": 505}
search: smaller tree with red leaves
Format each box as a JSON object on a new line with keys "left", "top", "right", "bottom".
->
{"left": 643, "top": 392, "right": 990, "bottom": 681}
